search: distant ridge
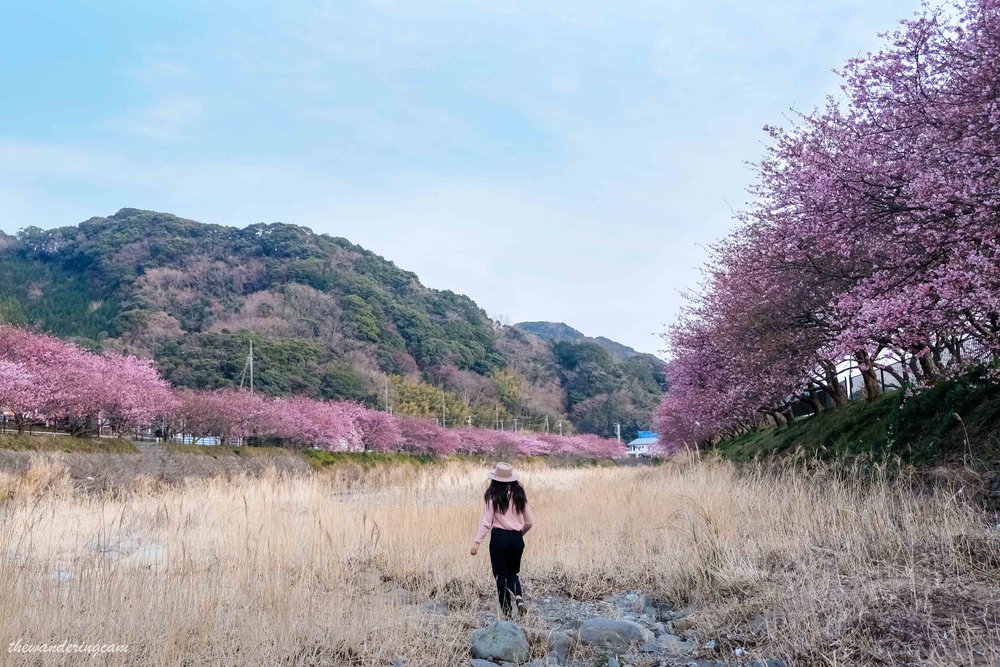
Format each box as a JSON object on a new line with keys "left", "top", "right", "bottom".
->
{"left": 514, "top": 321, "right": 647, "bottom": 363}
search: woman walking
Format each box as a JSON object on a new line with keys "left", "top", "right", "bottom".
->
{"left": 470, "top": 462, "right": 534, "bottom": 619}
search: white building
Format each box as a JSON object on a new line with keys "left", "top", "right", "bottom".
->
{"left": 626, "top": 431, "right": 659, "bottom": 457}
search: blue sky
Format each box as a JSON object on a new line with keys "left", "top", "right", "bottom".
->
{"left": 0, "top": 0, "right": 918, "bottom": 354}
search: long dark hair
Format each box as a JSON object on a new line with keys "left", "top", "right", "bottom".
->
{"left": 484, "top": 480, "right": 527, "bottom": 515}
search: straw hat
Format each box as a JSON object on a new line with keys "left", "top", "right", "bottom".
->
{"left": 489, "top": 462, "right": 520, "bottom": 483}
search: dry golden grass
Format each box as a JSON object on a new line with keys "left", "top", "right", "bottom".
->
{"left": 0, "top": 454, "right": 997, "bottom": 666}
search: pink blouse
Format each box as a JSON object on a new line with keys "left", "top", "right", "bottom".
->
{"left": 473, "top": 498, "right": 535, "bottom": 544}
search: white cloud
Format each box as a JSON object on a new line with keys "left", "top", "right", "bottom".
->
{"left": 116, "top": 97, "right": 203, "bottom": 142}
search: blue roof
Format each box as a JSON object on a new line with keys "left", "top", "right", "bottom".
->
{"left": 628, "top": 437, "right": 659, "bottom": 446}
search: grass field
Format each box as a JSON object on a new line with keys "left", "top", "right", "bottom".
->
{"left": 0, "top": 455, "right": 997, "bottom": 665}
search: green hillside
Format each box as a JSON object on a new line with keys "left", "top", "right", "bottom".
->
{"left": 0, "top": 209, "right": 665, "bottom": 437}
{"left": 717, "top": 370, "right": 1000, "bottom": 468}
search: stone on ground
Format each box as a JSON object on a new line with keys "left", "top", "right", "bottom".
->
{"left": 546, "top": 631, "right": 573, "bottom": 665}
{"left": 470, "top": 660, "right": 500, "bottom": 667}
{"left": 578, "top": 618, "right": 653, "bottom": 652}
{"left": 471, "top": 621, "right": 530, "bottom": 664}
{"left": 658, "top": 633, "right": 696, "bottom": 656}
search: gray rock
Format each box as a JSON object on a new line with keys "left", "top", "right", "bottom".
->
{"left": 579, "top": 618, "right": 653, "bottom": 652}
{"left": 637, "top": 640, "right": 660, "bottom": 654}
{"left": 645, "top": 599, "right": 673, "bottom": 622}
{"left": 547, "top": 631, "right": 573, "bottom": 665}
{"left": 607, "top": 657, "right": 620, "bottom": 667}
{"left": 471, "top": 622, "right": 531, "bottom": 664}
{"left": 470, "top": 661, "right": 500, "bottom": 667}
{"left": 658, "top": 634, "right": 695, "bottom": 656}
{"left": 748, "top": 660, "right": 787, "bottom": 667}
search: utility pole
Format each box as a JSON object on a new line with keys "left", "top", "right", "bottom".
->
{"left": 500, "top": 419, "right": 505, "bottom": 431}
{"left": 239, "top": 339, "right": 255, "bottom": 394}
{"left": 614, "top": 422, "right": 621, "bottom": 443}
{"left": 557, "top": 420, "right": 563, "bottom": 436}
{"left": 545, "top": 415, "right": 549, "bottom": 433}
{"left": 513, "top": 417, "right": 518, "bottom": 432}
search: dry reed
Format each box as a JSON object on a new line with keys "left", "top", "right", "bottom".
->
{"left": 0, "top": 455, "right": 996, "bottom": 666}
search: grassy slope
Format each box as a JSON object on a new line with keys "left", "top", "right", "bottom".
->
{"left": 0, "top": 434, "right": 139, "bottom": 454}
{"left": 718, "top": 372, "right": 1000, "bottom": 466}
{"left": 165, "top": 444, "right": 298, "bottom": 458}
{"left": 0, "top": 435, "right": 619, "bottom": 471}
{"left": 304, "top": 449, "right": 618, "bottom": 469}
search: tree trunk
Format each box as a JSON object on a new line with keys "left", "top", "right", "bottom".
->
{"left": 819, "top": 360, "right": 849, "bottom": 407}
{"left": 765, "top": 409, "right": 787, "bottom": 428}
{"left": 805, "top": 384, "right": 824, "bottom": 414}
{"left": 853, "top": 351, "right": 881, "bottom": 400}
{"left": 918, "top": 353, "right": 940, "bottom": 381}
{"left": 782, "top": 407, "right": 795, "bottom": 424}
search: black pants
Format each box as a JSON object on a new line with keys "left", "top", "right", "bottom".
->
{"left": 488, "top": 528, "right": 524, "bottom": 618}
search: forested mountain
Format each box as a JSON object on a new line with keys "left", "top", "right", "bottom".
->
{"left": 515, "top": 321, "right": 646, "bottom": 363}
{"left": 0, "top": 209, "right": 664, "bottom": 438}
{"left": 514, "top": 321, "right": 667, "bottom": 439}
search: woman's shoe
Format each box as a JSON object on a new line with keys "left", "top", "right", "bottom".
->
{"left": 515, "top": 597, "right": 528, "bottom": 616}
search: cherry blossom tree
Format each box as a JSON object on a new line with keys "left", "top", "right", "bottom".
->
{"left": 397, "top": 416, "right": 461, "bottom": 455}
{"left": 352, "top": 407, "right": 403, "bottom": 452}
{"left": 0, "top": 360, "right": 42, "bottom": 433}
{"left": 100, "top": 354, "right": 178, "bottom": 435}
{"left": 658, "top": 0, "right": 1000, "bottom": 449}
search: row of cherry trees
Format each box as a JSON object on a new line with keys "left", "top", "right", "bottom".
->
{"left": 0, "top": 325, "right": 174, "bottom": 436}
{"left": 0, "top": 325, "right": 623, "bottom": 457}
{"left": 657, "top": 0, "right": 1000, "bottom": 448}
